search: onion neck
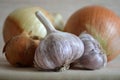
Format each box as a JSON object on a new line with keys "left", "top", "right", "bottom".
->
{"left": 35, "top": 11, "right": 57, "bottom": 35}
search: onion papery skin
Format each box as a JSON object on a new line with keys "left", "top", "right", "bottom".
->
{"left": 64, "top": 5, "right": 120, "bottom": 61}
{"left": 3, "top": 7, "right": 63, "bottom": 43}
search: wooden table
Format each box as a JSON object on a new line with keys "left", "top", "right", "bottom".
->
{"left": 0, "top": 0, "right": 120, "bottom": 80}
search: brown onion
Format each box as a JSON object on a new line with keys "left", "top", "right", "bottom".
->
{"left": 64, "top": 5, "right": 120, "bottom": 61}
{"left": 3, "top": 32, "right": 39, "bottom": 67}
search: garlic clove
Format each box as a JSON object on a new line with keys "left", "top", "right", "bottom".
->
{"left": 71, "top": 33, "right": 107, "bottom": 70}
{"left": 34, "top": 11, "right": 84, "bottom": 71}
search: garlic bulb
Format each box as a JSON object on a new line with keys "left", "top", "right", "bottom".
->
{"left": 71, "top": 33, "right": 107, "bottom": 70}
{"left": 34, "top": 11, "right": 84, "bottom": 71}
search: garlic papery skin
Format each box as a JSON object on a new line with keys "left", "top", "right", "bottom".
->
{"left": 71, "top": 33, "right": 107, "bottom": 70}
{"left": 34, "top": 11, "right": 84, "bottom": 71}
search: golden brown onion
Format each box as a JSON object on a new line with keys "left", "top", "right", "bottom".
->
{"left": 64, "top": 5, "right": 120, "bottom": 61}
{"left": 3, "top": 32, "right": 39, "bottom": 67}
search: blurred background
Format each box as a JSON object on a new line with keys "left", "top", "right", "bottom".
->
{"left": 1, "top": 0, "right": 120, "bottom": 56}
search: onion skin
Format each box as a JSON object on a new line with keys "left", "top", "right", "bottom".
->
{"left": 64, "top": 5, "right": 120, "bottom": 61}
{"left": 3, "top": 32, "right": 39, "bottom": 67}
{"left": 3, "top": 7, "right": 63, "bottom": 43}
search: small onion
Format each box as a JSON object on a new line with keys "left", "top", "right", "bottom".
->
{"left": 64, "top": 5, "right": 120, "bottom": 61}
{"left": 3, "top": 32, "right": 39, "bottom": 67}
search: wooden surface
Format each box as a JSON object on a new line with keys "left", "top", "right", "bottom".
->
{"left": 1, "top": 0, "right": 120, "bottom": 80}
